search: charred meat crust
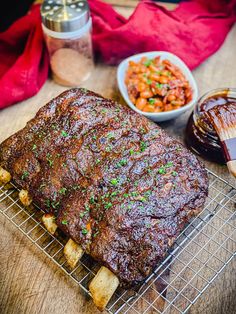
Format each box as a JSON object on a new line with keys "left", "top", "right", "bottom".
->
{"left": 0, "top": 88, "right": 208, "bottom": 287}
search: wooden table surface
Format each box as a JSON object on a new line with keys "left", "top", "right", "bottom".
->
{"left": 0, "top": 2, "right": 236, "bottom": 314}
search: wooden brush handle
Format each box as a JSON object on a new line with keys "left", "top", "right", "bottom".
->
{"left": 227, "top": 160, "right": 236, "bottom": 178}
{"left": 222, "top": 138, "right": 236, "bottom": 178}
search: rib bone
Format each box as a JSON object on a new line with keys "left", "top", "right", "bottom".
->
{"left": 42, "top": 213, "right": 58, "bottom": 235}
{"left": 64, "top": 238, "right": 84, "bottom": 269}
{"left": 89, "top": 266, "right": 120, "bottom": 311}
{"left": 0, "top": 167, "right": 11, "bottom": 185}
{"left": 42, "top": 213, "right": 120, "bottom": 311}
{"left": 19, "top": 189, "right": 32, "bottom": 206}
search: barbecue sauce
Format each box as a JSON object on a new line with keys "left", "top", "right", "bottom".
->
{"left": 185, "top": 89, "right": 236, "bottom": 164}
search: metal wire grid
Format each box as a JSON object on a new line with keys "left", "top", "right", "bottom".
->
{"left": 0, "top": 169, "right": 235, "bottom": 314}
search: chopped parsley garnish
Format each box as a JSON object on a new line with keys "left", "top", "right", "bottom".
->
{"left": 107, "top": 133, "right": 115, "bottom": 139}
{"left": 166, "top": 161, "right": 173, "bottom": 168}
{"left": 92, "top": 135, "right": 97, "bottom": 140}
{"left": 95, "top": 159, "right": 101, "bottom": 164}
{"left": 37, "top": 130, "right": 46, "bottom": 138}
{"left": 116, "top": 159, "right": 127, "bottom": 168}
{"left": 149, "top": 98, "right": 155, "bottom": 105}
{"left": 147, "top": 79, "right": 152, "bottom": 85}
{"left": 61, "top": 219, "right": 68, "bottom": 225}
{"left": 158, "top": 161, "right": 175, "bottom": 175}
{"left": 73, "top": 185, "right": 79, "bottom": 190}
{"left": 48, "top": 159, "right": 53, "bottom": 167}
{"left": 123, "top": 193, "right": 129, "bottom": 198}
{"left": 101, "top": 108, "right": 107, "bottom": 114}
{"left": 80, "top": 212, "right": 85, "bottom": 218}
{"left": 105, "top": 145, "right": 112, "bottom": 152}
{"left": 144, "top": 59, "right": 152, "bottom": 67}
{"left": 158, "top": 166, "right": 166, "bottom": 174}
{"left": 129, "top": 149, "right": 135, "bottom": 155}
{"left": 93, "top": 231, "right": 99, "bottom": 238}
{"left": 85, "top": 204, "right": 90, "bottom": 211}
{"left": 90, "top": 196, "right": 95, "bottom": 204}
{"left": 80, "top": 205, "right": 90, "bottom": 218}
{"left": 61, "top": 130, "right": 68, "bottom": 137}
{"left": 46, "top": 153, "right": 53, "bottom": 167}
{"left": 104, "top": 202, "right": 112, "bottom": 209}
{"left": 32, "top": 144, "right": 37, "bottom": 151}
{"left": 172, "top": 171, "right": 178, "bottom": 176}
{"left": 51, "top": 201, "right": 60, "bottom": 209}
{"left": 51, "top": 124, "right": 59, "bottom": 130}
{"left": 21, "top": 171, "right": 29, "bottom": 180}
{"left": 140, "top": 127, "right": 146, "bottom": 134}
{"left": 131, "top": 191, "right": 139, "bottom": 197}
{"left": 121, "top": 121, "right": 128, "bottom": 127}
{"left": 144, "top": 190, "right": 152, "bottom": 197}
{"left": 59, "top": 187, "right": 67, "bottom": 195}
{"left": 134, "top": 181, "right": 139, "bottom": 187}
{"left": 139, "top": 196, "right": 146, "bottom": 202}
{"left": 82, "top": 228, "right": 88, "bottom": 235}
{"left": 156, "top": 83, "right": 163, "bottom": 89}
{"left": 140, "top": 141, "right": 147, "bottom": 152}
{"left": 121, "top": 159, "right": 128, "bottom": 166}
{"left": 110, "top": 178, "right": 119, "bottom": 186}
{"left": 45, "top": 199, "right": 51, "bottom": 208}
{"left": 110, "top": 191, "right": 117, "bottom": 197}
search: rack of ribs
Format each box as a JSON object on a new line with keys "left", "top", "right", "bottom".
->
{"left": 0, "top": 88, "right": 208, "bottom": 310}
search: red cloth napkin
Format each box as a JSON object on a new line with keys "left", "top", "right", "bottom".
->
{"left": 0, "top": 5, "right": 49, "bottom": 110}
{"left": 0, "top": 0, "right": 236, "bottom": 110}
{"left": 90, "top": 0, "right": 236, "bottom": 66}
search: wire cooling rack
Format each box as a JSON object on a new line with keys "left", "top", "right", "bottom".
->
{"left": 0, "top": 169, "right": 235, "bottom": 314}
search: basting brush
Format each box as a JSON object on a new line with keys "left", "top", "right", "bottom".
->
{"left": 205, "top": 103, "right": 236, "bottom": 178}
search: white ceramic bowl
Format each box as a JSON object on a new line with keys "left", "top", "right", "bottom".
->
{"left": 117, "top": 51, "right": 198, "bottom": 122}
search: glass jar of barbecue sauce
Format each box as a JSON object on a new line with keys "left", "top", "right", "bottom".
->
{"left": 185, "top": 88, "right": 236, "bottom": 164}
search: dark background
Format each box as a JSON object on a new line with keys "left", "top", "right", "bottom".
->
{"left": 0, "top": 0, "right": 180, "bottom": 32}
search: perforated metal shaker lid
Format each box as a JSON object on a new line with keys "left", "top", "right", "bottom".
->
{"left": 41, "top": 0, "right": 90, "bottom": 32}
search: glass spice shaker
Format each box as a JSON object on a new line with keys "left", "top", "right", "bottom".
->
{"left": 41, "top": 0, "right": 94, "bottom": 87}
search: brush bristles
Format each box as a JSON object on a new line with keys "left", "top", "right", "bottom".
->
{"left": 219, "top": 126, "right": 236, "bottom": 141}
{"left": 206, "top": 104, "right": 236, "bottom": 178}
{"left": 206, "top": 103, "right": 236, "bottom": 141}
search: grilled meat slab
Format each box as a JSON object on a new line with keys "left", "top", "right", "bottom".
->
{"left": 0, "top": 88, "right": 208, "bottom": 286}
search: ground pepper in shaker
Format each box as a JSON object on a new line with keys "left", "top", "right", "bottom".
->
{"left": 41, "top": 0, "right": 94, "bottom": 87}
